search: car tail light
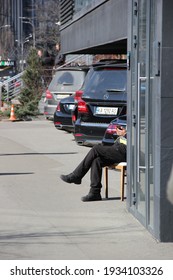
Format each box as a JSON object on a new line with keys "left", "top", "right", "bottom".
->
{"left": 106, "top": 124, "right": 117, "bottom": 134}
{"left": 56, "top": 102, "right": 60, "bottom": 112}
{"left": 78, "top": 100, "right": 89, "bottom": 113}
{"left": 46, "top": 89, "right": 53, "bottom": 99}
{"left": 74, "top": 133, "right": 83, "bottom": 137}
{"left": 72, "top": 113, "right": 76, "bottom": 122}
{"left": 74, "top": 90, "right": 83, "bottom": 101}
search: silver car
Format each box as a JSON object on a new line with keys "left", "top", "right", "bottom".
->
{"left": 44, "top": 66, "right": 89, "bottom": 120}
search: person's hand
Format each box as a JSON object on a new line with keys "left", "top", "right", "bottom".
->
{"left": 116, "top": 126, "right": 126, "bottom": 136}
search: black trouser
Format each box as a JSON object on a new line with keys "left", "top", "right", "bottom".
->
{"left": 73, "top": 144, "right": 126, "bottom": 192}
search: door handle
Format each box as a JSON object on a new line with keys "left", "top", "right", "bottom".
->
{"left": 132, "top": 114, "right": 136, "bottom": 126}
{"left": 155, "top": 41, "right": 161, "bottom": 77}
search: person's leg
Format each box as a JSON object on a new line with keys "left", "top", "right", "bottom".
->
{"left": 60, "top": 143, "right": 125, "bottom": 186}
{"left": 81, "top": 157, "right": 103, "bottom": 201}
{"left": 73, "top": 145, "right": 101, "bottom": 178}
{"left": 90, "top": 157, "right": 103, "bottom": 189}
{"left": 60, "top": 145, "right": 100, "bottom": 184}
{"left": 81, "top": 144, "right": 126, "bottom": 201}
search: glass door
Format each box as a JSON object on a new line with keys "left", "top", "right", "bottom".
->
{"left": 130, "top": 0, "right": 156, "bottom": 230}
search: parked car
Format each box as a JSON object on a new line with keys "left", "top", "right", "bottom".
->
{"left": 102, "top": 114, "right": 127, "bottom": 145}
{"left": 38, "top": 91, "right": 46, "bottom": 114}
{"left": 71, "top": 65, "right": 96, "bottom": 126}
{"left": 53, "top": 87, "right": 85, "bottom": 132}
{"left": 72, "top": 60, "right": 119, "bottom": 126}
{"left": 53, "top": 64, "right": 95, "bottom": 132}
{"left": 71, "top": 89, "right": 84, "bottom": 124}
{"left": 44, "top": 66, "right": 89, "bottom": 120}
{"left": 53, "top": 95, "right": 75, "bottom": 132}
{"left": 74, "top": 60, "right": 127, "bottom": 146}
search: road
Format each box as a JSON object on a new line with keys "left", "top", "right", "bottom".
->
{"left": 1, "top": 118, "right": 173, "bottom": 260}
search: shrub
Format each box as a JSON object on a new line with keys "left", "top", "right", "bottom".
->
{"left": 15, "top": 48, "right": 44, "bottom": 119}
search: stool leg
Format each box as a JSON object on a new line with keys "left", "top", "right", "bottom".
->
{"left": 120, "top": 166, "right": 125, "bottom": 201}
{"left": 104, "top": 167, "right": 108, "bottom": 198}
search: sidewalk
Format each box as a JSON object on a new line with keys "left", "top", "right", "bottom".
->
{"left": 0, "top": 119, "right": 173, "bottom": 260}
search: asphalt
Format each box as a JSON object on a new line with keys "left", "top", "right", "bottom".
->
{"left": 0, "top": 117, "right": 173, "bottom": 260}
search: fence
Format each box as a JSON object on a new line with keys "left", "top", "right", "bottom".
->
{"left": 0, "top": 72, "right": 24, "bottom": 107}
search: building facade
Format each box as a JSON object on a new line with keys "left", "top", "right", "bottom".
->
{"left": 59, "top": 0, "right": 173, "bottom": 242}
{"left": 60, "top": 0, "right": 127, "bottom": 55}
{"left": 0, "top": 0, "right": 36, "bottom": 60}
{"left": 127, "top": 0, "right": 173, "bottom": 242}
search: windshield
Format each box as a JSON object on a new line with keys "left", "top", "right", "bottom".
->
{"left": 84, "top": 69, "right": 127, "bottom": 96}
{"left": 48, "top": 70, "right": 86, "bottom": 92}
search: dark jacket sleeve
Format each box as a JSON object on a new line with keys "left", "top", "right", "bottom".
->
{"left": 114, "top": 136, "right": 127, "bottom": 158}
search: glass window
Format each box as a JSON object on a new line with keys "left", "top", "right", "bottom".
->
{"left": 74, "top": 0, "right": 94, "bottom": 14}
{"left": 84, "top": 69, "right": 127, "bottom": 96}
{"left": 48, "top": 70, "right": 86, "bottom": 92}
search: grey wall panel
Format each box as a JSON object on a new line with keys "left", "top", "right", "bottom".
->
{"left": 161, "top": 47, "right": 173, "bottom": 98}
{"left": 159, "top": 0, "right": 173, "bottom": 241}
{"left": 160, "top": 146, "right": 173, "bottom": 242}
{"left": 162, "top": 0, "right": 173, "bottom": 47}
{"left": 161, "top": 98, "right": 173, "bottom": 148}
{"left": 60, "top": 0, "right": 128, "bottom": 54}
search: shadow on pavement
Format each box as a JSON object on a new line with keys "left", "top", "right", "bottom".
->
{"left": 0, "top": 172, "right": 34, "bottom": 176}
{"left": 0, "top": 152, "right": 77, "bottom": 156}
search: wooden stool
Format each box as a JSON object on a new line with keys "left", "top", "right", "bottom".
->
{"left": 104, "top": 162, "right": 127, "bottom": 201}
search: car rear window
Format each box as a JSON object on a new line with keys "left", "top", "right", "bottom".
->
{"left": 48, "top": 70, "right": 86, "bottom": 92}
{"left": 83, "top": 68, "right": 127, "bottom": 96}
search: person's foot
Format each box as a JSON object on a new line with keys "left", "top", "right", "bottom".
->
{"left": 60, "top": 173, "right": 81, "bottom": 185}
{"left": 81, "top": 193, "right": 102, "bottom": 202}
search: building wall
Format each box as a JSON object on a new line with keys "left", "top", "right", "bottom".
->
{"left": 60, "top": 0, "right": 128, "bottom": 54}
{"left": 159, "top": 0, "right": 173, "bottom": 241}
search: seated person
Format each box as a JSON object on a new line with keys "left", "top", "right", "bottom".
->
{"left": 60, "top": 125, "right": 127, "bottom": 202}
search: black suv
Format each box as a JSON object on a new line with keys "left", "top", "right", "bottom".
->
{"left": 74, "top": 61, "right": 127, "bottom": 146}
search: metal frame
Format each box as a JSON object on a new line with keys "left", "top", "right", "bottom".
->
{"left": 128, "top": 0, "right": 154, "bottom": 230}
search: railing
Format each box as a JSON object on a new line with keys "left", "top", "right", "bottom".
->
{"left": 0, "top": 54, "right": 93, "bottom": 108}
{"left": 54, "top": 54, "right": 86, "bottom": 71}
{"left": 0, "top": 72, "right": 24, "bottom": 105}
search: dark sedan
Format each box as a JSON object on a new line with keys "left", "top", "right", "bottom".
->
{"left": 102, "top": 115, "right": 127, "bottom": 145}
{"left": 53, "top": 87, "right": 85, "bottom": 133}
{"left": 53, "top": 95, "right": 75, "bottom": 133}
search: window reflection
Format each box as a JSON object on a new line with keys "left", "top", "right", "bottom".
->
{"left": 74, "top": 0, "right": 94, "bottom": 14}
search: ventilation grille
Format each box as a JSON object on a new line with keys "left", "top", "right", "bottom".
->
{"left": 60, "top": 0, "right": 74, "bottom": 26}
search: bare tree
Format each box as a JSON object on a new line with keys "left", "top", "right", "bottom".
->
{"left": 35, "top": 0, "right": 60, "bottom": 54}
{"left": 0, "top": 1, "right": 14, "bottom": 60}
{"left": 0, "top": 0, "right": 60, "bottom": 71}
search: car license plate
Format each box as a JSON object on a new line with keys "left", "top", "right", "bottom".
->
{"left": 57, "top": 94, "right": 69, "bottom": 100}
{"left": 95, "top": 107, "right": 118, "bottom": 115}
{"left": 68, "top": 104, "right": 75, "bottom": 110}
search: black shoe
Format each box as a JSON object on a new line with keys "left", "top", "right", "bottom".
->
{"left": 81, "top": 193, "right": 102, "bottom": 202}
{"left": 60, "top": 173, "right": 81, "bottom": 185}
